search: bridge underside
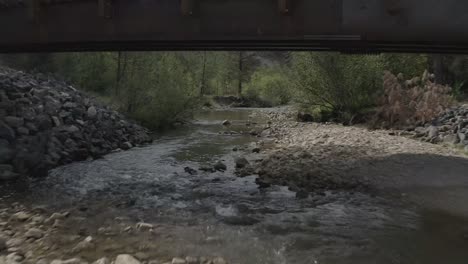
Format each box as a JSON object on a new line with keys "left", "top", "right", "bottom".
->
{"left": 0, "top": 0, "right": 467, "bottom": 53}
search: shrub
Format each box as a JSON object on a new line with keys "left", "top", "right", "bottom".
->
{"left": 244, "top": 66, "right": 291, "bottom": 106}
{"left": 373, "top": 70, "right": 453, "bottom": 128}
{"left": 291, "top": 52, "right": 384, "bottom": 123}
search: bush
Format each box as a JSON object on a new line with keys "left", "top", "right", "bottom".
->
{"left": 291, "top": 52, "right": 384, "bottom": 123}
{"left": 373, "top": 71, "right": 454, "bottom": 128}
{"left": 244, "top": 66, "right": 291, "bottom": 106}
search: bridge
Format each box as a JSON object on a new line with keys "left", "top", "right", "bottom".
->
{"left": 0, "top": 0, "right": 467, "bottom": 53}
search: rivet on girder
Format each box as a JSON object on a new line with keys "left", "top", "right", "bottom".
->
{"left": 278, "top": 0, "right": 291, "bottom": 15}
{"left": 181, "top": 0, "right": 194, "bottom": 16}
{"left": 98, "top": 0, "right": 113, "bottom": 19}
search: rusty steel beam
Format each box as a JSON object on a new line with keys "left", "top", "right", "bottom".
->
{"left": 0, "top": 0, "right": 467, "bottom": 53}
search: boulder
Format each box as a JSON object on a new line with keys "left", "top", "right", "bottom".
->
{"left": 4, "top": 116, "right": 24, "bottom": 128}
{"left": 428, "top": 126, "right": 439, "bottom": 138}
{"left": 222, "top": 120, "right": 231, "bottom": 126}
{"left": 213, "top": 161, "right": 227, "bottom": 171}
{"left": 234, "top": 157, "right": 249, "bottom": 169}
{"left": 120, "top": 142, "right": 133, "bottom": 150}
{"left": 51, "top": 258, "right": 84, "bottom": 264}
{"left": 184, "top": 167, "right": 198, "bottom": 175}
{"left": 24, "top": 228, "right": 44, "bottom": 239}
{"left": 252, "top": 147, "right": 261, "bottom": 153}
{"left": 171, "top": 258, "right": 186, "bottom": 264}
{"left": 92, "top": 258, "right": 110, "bottom": 264}
{"left": 212, "top": 257, "right": 228, "bottom": 264}
{"left": 0, "top": 164, "right": 18, "bottom": 181}
{"left": 297, "top": 112, "right": 314, "bottom": 122}
{"left": 115, "top": 255, "right": 141, "bottom": 264}
{"left": 11, "top": 211, "right": 31, "bottom": 221}
{"left": 0, "top": 236, "right": 6, "bottom": 251}
{"left": 87, "top": 106, "right": 97, "bottom": 118}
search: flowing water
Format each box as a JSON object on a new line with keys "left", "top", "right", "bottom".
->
{"left": 1, "top": 108, "right": 468, "bottom": 264}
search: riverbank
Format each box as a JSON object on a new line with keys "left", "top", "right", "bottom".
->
{"left": 2, "top": 107, "right": 468, "bottom": 264}
{"left": 256, "top": 107, "right": 468, "bottom": 218}
{"left": 0, "top": 67, "right": 152, "bottom": 181}
{"left": 254, "top": 107, "right": 468, "bottom": 213}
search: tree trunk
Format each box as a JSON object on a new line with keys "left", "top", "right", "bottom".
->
{"left": 116, "top": 51, "right": 122, "bottom": 96}
{"left": 200, "top": 51, "right": 207, "bottom": 96}
{"left": 238, "top": 51, "right": 243, "bottom": 96}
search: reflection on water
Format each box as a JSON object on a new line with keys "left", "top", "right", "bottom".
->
{"left": 1, "top": 108, "right": 468, "bottom": 263}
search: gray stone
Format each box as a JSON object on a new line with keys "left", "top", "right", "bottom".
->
{"left": 6, "top": 238, "right": 25, "bottom": 248}
{"left": 16, "top": 127, "right": 29, "bottom": 135}
{"left": 221, "top": 120, "right": 231, "bottom": 126}
{"left": 459, "top": 133, "right": 466, "bottom": 142}
{"left": 0, "top": 165, "right": 18, "bottom": 181}
{"left": 185, "top": 257, "right": 199, "bottom": 264}
{"left": 87, "top": 106, "right": 97, "bottom": 118}
{"left": 71, "top": 236, "right": 94, "bottom": 253}
{"left": 443, "top": 134, "right": 458, "bottom": 145}
{"left": 65, "top": 125, "right": 80, "bottom": 133}
{"left": 171, "top": 258, "right": 186, "bottom": 264}
{"left": 52, "top": 116, "right": 61, "bottom": 127}
{"left": 92, "top": 258, "right": 110, "bottom": 264}
{"left": 51, "top": 258, "right": 84, "bottom": 264}
{"left": 213, "top": 161, "right": 227, "bottom": 171}
{"left": 24, "top": 228, "right": 44, "bottom": 239}
{"left": 234, "top": 157, "right": 249, "bottom": 169}
{"left": 120, "top": 142, "right": 133, "bottom": 150}
{"left": 115, "top": 254, "right": 141, "bottom": 264}
{"left": 11, "top": 211, "right": 31, "bottom": 221}
{"left": 0, "top": 122, "right": 15, "bottom": 142}
{"left": 212, "top": 257, "right": 227, "bottom": 264}
{"left": 4, "top": 116, "right": 24, "bottom": 128}
{"left": 0, "top": 236, "right": 6, "bottom": 251}
{"left": 63, "top": 102, "right": 77, "bottom": 109}
{"left": 428, "top": 126, "right": 439, "bottom": 138}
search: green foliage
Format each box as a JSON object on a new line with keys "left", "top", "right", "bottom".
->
{"left": 291, "top": 52, "right": 384, "bottom": 122}
{"left": 244, "top": 66, "right": 291, "bottom": 106}
{"left": 381, "top": 53, "right": 429, "bottom": 78}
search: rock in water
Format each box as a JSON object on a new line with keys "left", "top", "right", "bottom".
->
{"left": 222, "top": 120, "right": 231, "bottom": 126}
{"left": 234, "top": 157, "right": 249, "bottom": 169}
{"left": 214, "top": 161, "right": 227, "bottom": 171}
{"left": 115, "top": 255, "right": 141, "bottom": 264}
{"left": 252, "top": 147, "right": 261, "bottom": 153}
{"left": 184, "top": 167, "right": 198, "bottom": 175}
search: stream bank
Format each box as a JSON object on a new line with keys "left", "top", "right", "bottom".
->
{"left": 1, "top": 108, "right": 468, "bottom": 264}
